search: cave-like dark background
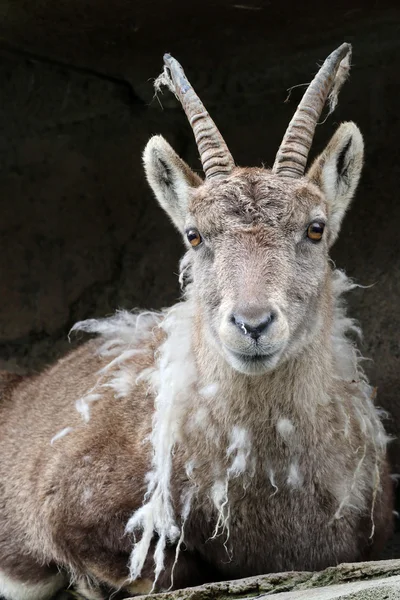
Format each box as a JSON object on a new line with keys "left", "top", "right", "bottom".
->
{"left": 1, "top": 0, "right": 400, "bottom": 548}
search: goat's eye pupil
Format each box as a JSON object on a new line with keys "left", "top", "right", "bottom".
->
{"left": 307, "top": 222, "right": 325, "bottom": 241}
{"left": 187, "top": 229, "right": 202, "bottom": 247}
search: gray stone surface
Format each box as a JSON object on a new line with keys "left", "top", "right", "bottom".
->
{"left": 132, "top": 560, "right": 400, "bottom": 599}
{"left": 269, "top": 576, "right": 400, "bottom": 599}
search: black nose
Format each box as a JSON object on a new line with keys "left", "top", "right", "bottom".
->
{"left": 231, "top": 312, "right": 275, "bottom": 340}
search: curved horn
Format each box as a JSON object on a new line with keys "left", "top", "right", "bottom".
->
{"left": 273, "top": 43, "right": 352, "bottom": 179}
{"left": 159, "top": 54, "right": 235, "bottom": 179}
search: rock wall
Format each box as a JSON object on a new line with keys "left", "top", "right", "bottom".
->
{"left": 1, "top": 0, "right": 400, "bottom": 527}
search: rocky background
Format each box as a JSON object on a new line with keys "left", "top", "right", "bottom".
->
{"left": 0, "top": 0, "right": 400, "bottom": 549}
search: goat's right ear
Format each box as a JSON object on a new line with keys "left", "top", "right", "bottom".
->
{"left": 307, "top": 122, "right": 364, "bottom": 246}
{"left": 143, "top": 135, "right": 202, "bottom": 231}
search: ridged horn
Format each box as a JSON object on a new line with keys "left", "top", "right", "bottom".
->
{"left": 160, "top": 54, "right": 235, "bottom": 179}
{"left": 273, "top": 43, "right": 352, "bottom": 179}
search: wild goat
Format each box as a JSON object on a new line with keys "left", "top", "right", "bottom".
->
{"left": 0, "top": 43, "right": 394, "bottom": 600}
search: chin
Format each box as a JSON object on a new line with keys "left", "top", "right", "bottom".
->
{"left": 224, "top": 348, "right": 283, "bottom": 375}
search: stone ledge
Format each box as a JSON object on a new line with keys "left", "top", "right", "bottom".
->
{"left": 130, "top": 559, "right": 400, "bottom": 600}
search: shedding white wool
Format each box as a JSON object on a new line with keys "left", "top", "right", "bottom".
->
{"left": 374, "top": 426, "right": 393, "bottom": 448}
{"left": 125, "top": 504, "right": 162, "bottom": 580}
{"left": 331, "top": 270, "right": 364, "bottom": 383}
{"left": 276, "top": 418, "right": 294, "bottom": 439}
{"left": 50, "top": 426, "right": 73, "bottom": 445}
{"left": 210, "top": 479, "right": 230, "bottom": 539}
{"left": 227, "top": 426, "right": 252, "bottom": 478}
{"left": 335, "top": 398, "right": 351, "bottom": 438}
{"left": 357, "top": 389, "right": 389, "bottom": 539}
{"left": 67, "top": 306, "right": 193, "bottom": 583}
{"left": 199, "top": 382, "right": 219, "bottom": 398}
{"left": 178, "top": 252, "right": 193, "bottom": 291}
{"left": 185, "top": 460, "right": 196, "bottom": 480}
{"left": 269, "top": 469, "right": 278, "bottom": 497}
{"left": 98, "top": 349, "right": 145, "bottom": 375}
{"left": 102, "top": 369, "right": 138, "bottom": 399}
{"left": 314, "top": 48, "right": 351, "bottom": 126}
{"left": 209, "top": 427, "right": 254, "bottom": 542}
{"left": 329, "top": 50, "right": 351, "bottom": 114}
{"left": 189, "top": 406, "right": 209, "bottom": 432}
{"left": 153, "top": 65, "right": 178, "bottom": 104}
{"left": 70, "top": 310, "right": 161, "bottom": 420}
{"left": 330, "top": 369, "right": 388, "bottom": 529}
{"left": 82, "top": 488, "right": 93, "bottom": 502}
{"left": 335, "top": 381, "right": 388, "bottom": 536}
{"left": 126, "top": 299, "right": 198, "bottom": 584}
{"left": 331, "top": 270, "right": 387, "bottom": 528}
{"left": 169, "top": 488, "right": 194, "bottom": 590}
{"left": 75, "top": 393, "right": 101, "bottom": 423}
{"left": 332, "top": 445, "right": 367, "bottom": 522}
{"left": 287, "top": 462, "right": 303, "bottom": 488}
{"left": 71, "top": 310, "right": 160, "bottom": 346}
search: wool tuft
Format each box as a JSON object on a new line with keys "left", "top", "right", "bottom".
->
{"left": 125, "top": 299, "right": 197, "bottom": 584}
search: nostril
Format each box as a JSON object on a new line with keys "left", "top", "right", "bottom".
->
{"left": 231, "top": 315, "right": 251, "bottom": 336}
{"left": 257, "top": 313, "right": 275, "bottom": 333}
{"left": 231, "top": 312, "right": 275, "bottom": 339}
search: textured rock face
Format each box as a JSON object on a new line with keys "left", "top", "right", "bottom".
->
{"left": 137, "top": 574, "right": 400, "bottom": 600}
{"left": 0, "top": 0, "right": 399, "bottom": 552}
{"left": 131, "top": 560, "right": 400, "bottom": 599}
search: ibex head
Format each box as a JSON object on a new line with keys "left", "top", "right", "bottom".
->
{"left": 144, "top": 44, "right": 364, "bottom": 375}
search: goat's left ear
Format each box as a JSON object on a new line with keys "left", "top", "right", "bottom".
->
{"left": 307, "top": 122, "right": 364, "bottom": 245}
{"left": 143, "top": 135, "right": 202, "bottom": 231}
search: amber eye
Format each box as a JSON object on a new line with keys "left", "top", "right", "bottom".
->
{"left": 307, "top": 222, "right": 325, "bottom": 242}
{"left": 186, "top": 228, "right": 202, "bottom": 247}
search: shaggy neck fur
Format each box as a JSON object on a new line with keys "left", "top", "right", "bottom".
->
{"left": 72, "top": 267, "right": 388, "bottom": 588}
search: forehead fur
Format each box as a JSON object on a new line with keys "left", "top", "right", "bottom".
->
{"left": 189, "top": 167, "right": 325, "bottom": 232}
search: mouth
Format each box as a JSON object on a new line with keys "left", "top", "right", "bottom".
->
{"left": 230, "top": 350, "right": 278, "bottom": 363}
{"left": 224, "top": 347, "right": 281, "bottom": 374}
